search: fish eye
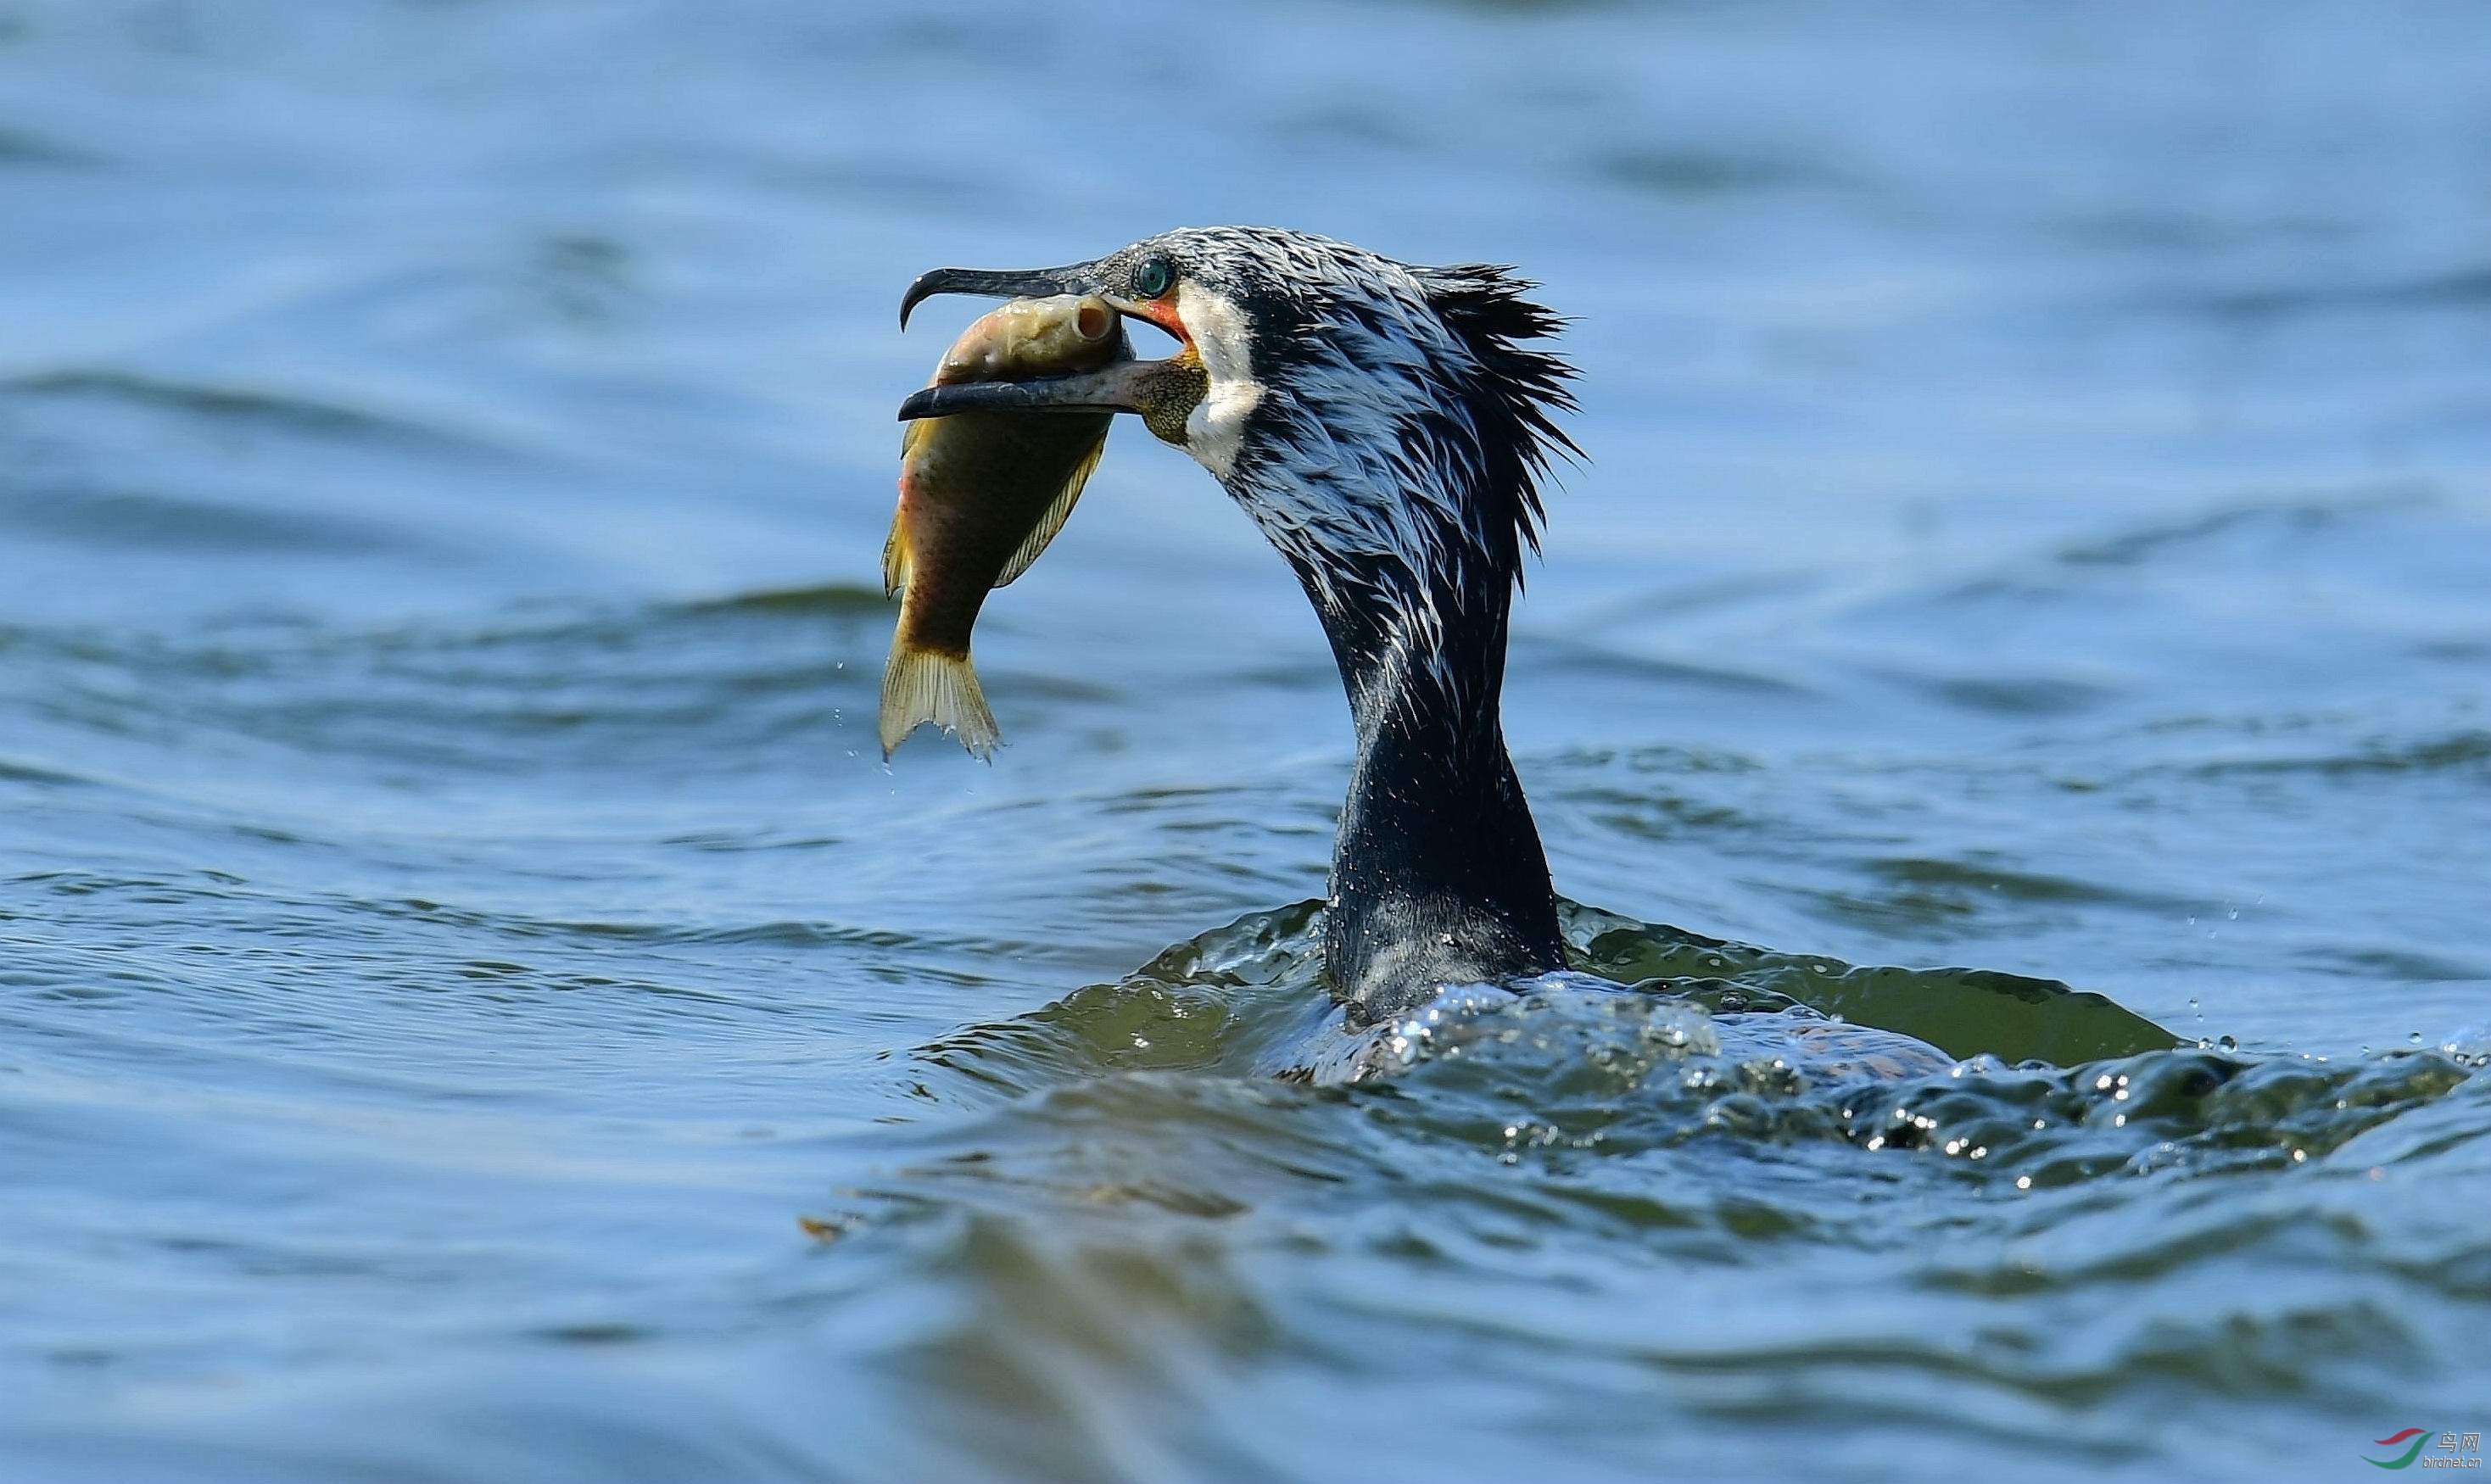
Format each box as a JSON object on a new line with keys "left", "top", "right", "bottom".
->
{"left": 1132, "top": 256, "right": 1176, "bottom": 299}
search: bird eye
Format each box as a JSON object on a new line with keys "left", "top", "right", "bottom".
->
{"left": 1132, "top": 256, "right": 1175, "bottom": 299}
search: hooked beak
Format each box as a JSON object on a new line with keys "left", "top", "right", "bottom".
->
{"left": 898, "top": 263, "right": 1106, "bottom": 330}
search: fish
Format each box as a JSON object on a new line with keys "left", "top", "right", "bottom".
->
{"left": 880, "top": 293, "right": 1130, "bottom": 759}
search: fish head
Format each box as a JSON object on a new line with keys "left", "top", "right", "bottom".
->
{"left": 932, "top": 294, "right": 1127, "bottom": 385}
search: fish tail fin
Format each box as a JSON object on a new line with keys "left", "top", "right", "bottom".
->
{"left": 879, "top": 643, "right": 1000, "bottom": 761}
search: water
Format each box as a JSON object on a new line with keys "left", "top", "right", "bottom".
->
{"left": 3, "top": 1, "right": 2486, "bottom": 1477}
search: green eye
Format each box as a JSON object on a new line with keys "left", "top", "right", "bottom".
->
{"left": 1132, "top": 257, "right": 1175, "bottom": 299}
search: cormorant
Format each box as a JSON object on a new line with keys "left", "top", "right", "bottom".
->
{"left": 899, "top": 226, "right": 1578, "bottom": 1024}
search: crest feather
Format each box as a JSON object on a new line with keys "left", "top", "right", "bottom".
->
{"left": 1418, "top": 264, "right": 1581, "bottom": 559}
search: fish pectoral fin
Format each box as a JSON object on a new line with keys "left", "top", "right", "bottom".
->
{"left": 879, "top": 644, "right": 1001, "bottom": 762}
{"left": 881, "top": 514, "right": 911, "bottom": 599}
{"left": 991, "top": 437, "right": 1105, "bottom": 589}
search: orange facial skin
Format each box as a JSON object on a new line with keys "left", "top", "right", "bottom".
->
{"left": 1124, "top": 294, "right": 1190, "bottom": 346}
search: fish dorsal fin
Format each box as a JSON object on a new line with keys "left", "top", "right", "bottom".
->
{"left": 991, "top": 437, "right": 1105, "bottom": 589}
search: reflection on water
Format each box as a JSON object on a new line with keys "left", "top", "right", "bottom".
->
{"left": 1, "top": 0, "right": 2486, "bottom": 1478}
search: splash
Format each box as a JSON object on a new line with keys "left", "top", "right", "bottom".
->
{"left": 919, "top": 899, "right": 2471, "bottom": 1191}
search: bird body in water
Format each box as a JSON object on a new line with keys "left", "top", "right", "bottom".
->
{"left": 900, "top": 227, "right": 1580, "bottom": 1024}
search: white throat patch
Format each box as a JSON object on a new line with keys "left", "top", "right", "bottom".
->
{"left": 1174, "top": 282, "right": 1263, "bottom": 480}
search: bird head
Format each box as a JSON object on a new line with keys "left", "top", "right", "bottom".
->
{"left": 899, "top": 227, "right": 1578, "bottom": 633}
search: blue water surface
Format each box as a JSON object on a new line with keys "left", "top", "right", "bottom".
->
{"left": 1, "top": 2, "right": 2486, "bottom": 1479}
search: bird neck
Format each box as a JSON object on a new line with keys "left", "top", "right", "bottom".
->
{"left": 1293, "top": 550, "right": 1566, "bottom": 1021}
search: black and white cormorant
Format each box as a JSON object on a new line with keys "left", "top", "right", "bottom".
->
{"left": 899, "top": 226, "right": 1580, "bottom": 1024}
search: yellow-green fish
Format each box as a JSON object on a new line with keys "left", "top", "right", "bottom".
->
{"left": 880, "top": 294, "right": 1128, "bottom": 758}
